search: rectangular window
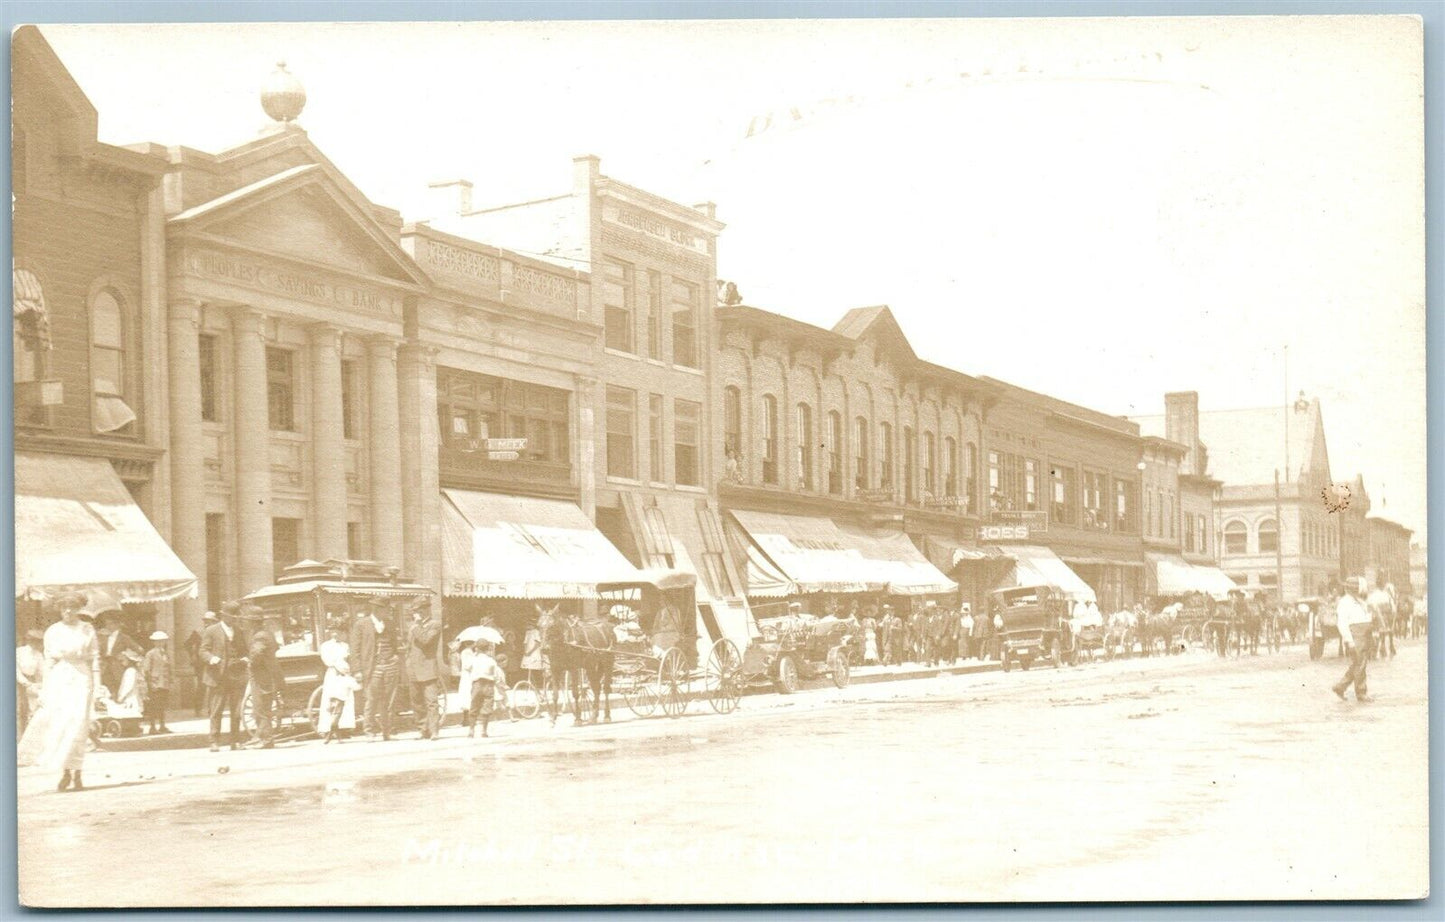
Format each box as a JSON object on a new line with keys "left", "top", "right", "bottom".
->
{"left": 1050, "top": 465, "right": 1077, "bottom": 526}
{"left": 646, "top": 270, "right": 662, "bottom": 360}
{"left": 199, "top": 334, "right": 219, "bottom": 422}
{"left": 606, "top": 386, "right": 637, "bottom": 479}
{"left": 266, "top": 347, "right": 296, "bottom": 431}
{"left": 1115, "top": 479, "right": 1136, "bottom": 533}
{"left": 945, "top": 439, "right": 958, "bottom": 498}
{"left": 271, "top": 517, "right": 301, "bottom": 583}
{"left": 989, "top": 451, "right": 1002, "bottom": 510}
{"left": 340, "top": 359, "right": 359, "bottom": 440}
{"left": 436, "top": 368, "right": 569, "bottom": 463}
{"left": 1024, "top": 459, "right": 1039, "bottom": 512}
{"left": 603, "top": 259, "right": 634, "bottom": 353}
{"left": 1144, "top": 488, "right": 1153, "bottom": 536}
{"left": 1156, "top": 489, "right": 1165, "bottom": 535}
{"left": 649, "top": 394, "right": 664, "bottom": 482}
{"left": 347, "top": 522, "right": 364, "bottom": 560}
{"left": 675, "top": 398, "right": 701, "bottom": 487}
{"left": 796, "top": 404, "right": 813, "bottom": 491}
{"left": 670, "top": 278, "right": 700, "bottom": 369}
{"left": 1083, "top": 471, "right": 1107, "bottom": 530}
{"left": 205, "top": 513, "right": 226, "bottom": 614}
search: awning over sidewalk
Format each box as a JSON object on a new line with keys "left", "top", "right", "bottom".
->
{"left": 441, "top": 489, "right": 645, "bottom": 599}
{"left": 15, "top": 451, "right": 198, "bottom": 603}
{"left": 996, "top": 545, "right": 1096, "bottom": 602}
{"left": 1147, "top": 553, "right": 1238, "bottom": 600}
{"left": 726, "top": 510, "right": 956, "bottom": 597}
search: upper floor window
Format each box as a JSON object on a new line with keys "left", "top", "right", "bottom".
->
{"left": 674, "top": 398, "right": 701, "bottom": 486}
{"left": 606, "top": 385, "right": 637, "bottom": 479}
{"left": 603, "top": 259, "right": 634, "bottom": 353}
{"left": 266, "top": 347, "right": 297, "bottom": 432}
{"left": 649, "top": 394, "right": 664, "bottom": 483}
{"left": 1082, "top": 470, "right": 1108, "bottom": 530}
{"left": 1023, "top": 458, "right": 1039, "bottom": 512}
{"left": 827, "top": 411, "right": 843, "bottom": 495}
{"left": 13, "top": 267, "right": 50, "bottom": 428}
{"left": 723, "top": 386, "right": 742, "bottom": 462}
{"left": 1223, "top": 520, "right": 1248, "bottom": 555}
{"left": 923, "top": 432, "right": 937, "bottom": 498}
{"left": 761, "top": 395, "right": 779, "bottom": 485}
{"left": 855, "top": 417, "right": 870, "bottom": 490}
{"left": 646, "top": 270, "right": 662, "bottom": 360}
{"left": 903, "top": 426, "right": 916, "bottom": 501}
{"left": 878, "top": 423, "right": 895, "bottom": 490}
{"left": 965, "top": 443, "right": 978, "bottom": 513}
{"left": 1259, "top": 518, "right": 1278, "bottom": 555}
{"left": 199, "top": 334, "right": 219, "bottom": 422}
{"left": 1196, "top": 515, "right": 1208, "bottom": 555}
{"left": 90, "top": 288, "right": 136, "bottom": 433}
{"left": 1114, "top": 479, "right": 1136, "bottom": 533}
{"left": 341, "top": 359, "right": 359, "bottom": 440}
{"left": 795, "top": 403, "right": 814, "bottom": 491}
{"left": 944, "top": 437, "right": 958, "bottom": 498}
{"left": 671, "top": 278, "right": 700, "bottom": 369}
{"left": 1051, "top": 465, "right": 1077, "bottom": 526}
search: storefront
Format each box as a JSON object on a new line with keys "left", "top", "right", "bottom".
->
{"left": 992, "top": 545, "right": 1097, "bottom": 603}
{"left": 1144, "top": 552, "right": 1237, "bottom": 603}
{"left": 14, "top": 451, "right": 198, "bottom": 635}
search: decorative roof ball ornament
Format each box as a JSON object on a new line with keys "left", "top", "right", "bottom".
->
{"left": 260, "top": 60, "right": 306, "bottom": 124}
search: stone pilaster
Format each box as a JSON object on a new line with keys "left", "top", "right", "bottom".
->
{"left": 575, "top": 374, "right": 597, "bottom": 521}
{"left": 309, "top": 323, "right": 347, "bottom": 561}
{"left": 367, "top": 336, "right": 404, "bottom": 567}
{"left": 232, "top": 308, "right": 274, "bottom": 593}
{"left": 167, "top": 299, "right": 206, "bottom": 639}
{"left": 398, "top": 343, "right": 441, "bottom": 603}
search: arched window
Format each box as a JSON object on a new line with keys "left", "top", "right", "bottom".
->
{"left": 761, "top": 395, "right": 779, "bottom": 485}
{"left": 879, "top": 422, "right": 894, "bottom": 490}
{"left": 903, "top": 425, "right": 916, "bottom": 501}
{"left": 854, "top": 417, "right": 870, "bottom": 490}
{"left": 965, "top": 442, "right": 979, "bottom": 513}
{"left": 1224, "top": 520, "right": 1248, "bottom": 555}
{"left": 944, "top": 437, "right": 958, "bottom": 499}
{"left": 795, "top": 403, "right": 813, "bottom": 491}
{"left": 1196, "top": 515, "right": 1208, "bottom": 555}
{"left": 723, "top": 386, "right": 742, "bottom": 460}
{"left": 923, "top": 432, "right": 937, "bottom": 499}
{"left": 827, "top": 411, "right": 843, "bottom": 494}
{"left": 90, "top": 288, "right": 136, "bottom": 433}
{"left": 1258, "top": 518, "right": 1279, "bottom": 554}
{"left": 13, "top": 267, "right": 51, "bottom": 428}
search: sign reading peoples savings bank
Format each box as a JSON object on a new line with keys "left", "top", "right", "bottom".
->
{"left": 182, "top": 248, "right": 402, "bottom": 315}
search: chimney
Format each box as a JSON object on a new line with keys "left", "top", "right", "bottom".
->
{"left": 573, "top": 154, "right": 600, "bottom": 195}
{"left": 693, "top": 201, "right": 716, "bottom": 219}
{"left": 1164, "top": 391, "right": 1200, "bottom": 475}
{"left": 425, "top": 179, "right": 472, "bottom": 219}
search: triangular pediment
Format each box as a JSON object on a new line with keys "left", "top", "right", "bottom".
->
{"left": 169, "top": 165, "right": 427, "bottom": 289}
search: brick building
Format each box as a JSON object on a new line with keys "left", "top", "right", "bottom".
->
{"left": 713, "top": 304, "right": 984, "bottom": 613}
{"left": 12, "top": 26, "right": 196, "bottom": 635}
{"left": 1366, "top": 517, "right": 1413, "bottom": 590}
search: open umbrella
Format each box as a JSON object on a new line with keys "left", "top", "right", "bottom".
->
{"left": 456, "top": 624, "right": 504, "bottom": 646}
{"left": 77, "top": 587, "right": 123, "bottom": 620}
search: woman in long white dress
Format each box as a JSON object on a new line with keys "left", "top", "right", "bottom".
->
{"left": 317, "top": 627, "right": 359, "bottom": 743}
{"left": 18, "top": 593, "right": 100, "bottom": 791}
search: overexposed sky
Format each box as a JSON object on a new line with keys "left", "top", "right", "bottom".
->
{"left": 39, "top": 16, "right": 1427, "bottom": 537}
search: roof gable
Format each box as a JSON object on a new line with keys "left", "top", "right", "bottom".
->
{"left": 1196, "top": 399, "right": 1330, "bottom": 487}
{"left": 832, "top": 306, "right": 918, "bottom": 363}
{"left": 169, "top": 164, "right": 427, "bottom": 289}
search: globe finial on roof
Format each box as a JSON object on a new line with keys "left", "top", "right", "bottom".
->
{"left": 261, "top": 60, "right": 306, "bottom": 124}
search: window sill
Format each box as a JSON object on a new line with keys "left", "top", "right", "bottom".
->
{"left": 674, "top": 484, "right": 707, "bottom": 494}
{"left": 606, "top": 476, "right": 643, "bottom": 486}
{"left": 603, "top": 347, "right": 640, "bottom": 361}
{"left": 671, "top": 364, "right": 703, "bottom": 376}
{"left": 649, "top": 481, "right": 669, "bottom": 489}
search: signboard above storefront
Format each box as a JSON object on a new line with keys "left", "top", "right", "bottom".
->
{"left": 989, "top": 510, "right": 1047, "bottom": 533}
{"left": 979, "top": 524, "right": 1030, "bottom": 542}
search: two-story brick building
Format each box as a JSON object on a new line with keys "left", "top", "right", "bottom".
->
{"left": 13, "top": 26, "right": 197, "bottom": 635}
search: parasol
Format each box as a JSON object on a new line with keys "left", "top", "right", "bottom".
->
{"left": 456, "top": 624, "right": 504, "bottom": 645}
{"left": 77, "top": 588, "right": 123, "bottom": 620}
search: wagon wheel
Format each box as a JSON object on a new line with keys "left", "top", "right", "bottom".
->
{"left": 1182, "top": 624, "right": 1199, "bottom": 646}
{"left": 306, "top": 685, "right": 324, "bottom": 735}
{"left": 625, "top": 683, "right": 659, "bottom": 718}
{"left": 828, "top": 647, "right": 851, "bottom": 689}
{"left": 240, "top": 687, "right": 255, "bottom": 736}
{"left": 509, "top": 679, "right": 541, "bottom": 720}
{"left": 104, "top": 718, "right": 122, "bottom": 738}
{"left": 576, "top": 684, "right": 598, "bottom": 724}
{"left": 705, "top": 639, "right": 743, "bottom": 714}
{"left": 658, "top": 647, "right": 688, "bottom": 718}
{"left": 775, "top": 654, "right": 800, "bottom": 694}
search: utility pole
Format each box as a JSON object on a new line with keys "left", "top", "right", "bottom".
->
{"left": 1274, "top": 468, "right": 1285, "bottom": 607}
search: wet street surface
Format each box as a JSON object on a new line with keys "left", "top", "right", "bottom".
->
{"left": 19, "top": 641, "right": 1429, "bottom": 905}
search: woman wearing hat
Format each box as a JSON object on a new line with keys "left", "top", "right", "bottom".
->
{"left": 17, "top": 592, "right": 101, "bottom": 791}
{"left": 115, "top": 648, "right": 147, "bottom": 715}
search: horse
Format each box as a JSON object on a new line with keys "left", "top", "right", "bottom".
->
{"left": 537, "top": 606, "right": 615, "bottom": 726}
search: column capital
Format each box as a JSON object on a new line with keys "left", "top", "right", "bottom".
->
{"left": 399, "top": 342, "right": 439, "bottom": 371}
{"left": 366, "top": 335, "right": 402, "bottom": 360}
{"left": 309, "top": 321, "right": 344, "bottom": 351}
{"left": 168, "top": 298, "right": 203, "bottom": 325}
{"left": 232, "top": 307, "right": 266, "bottom": 337}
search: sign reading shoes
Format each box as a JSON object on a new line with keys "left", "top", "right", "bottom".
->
{"left": 182, "top": 249, "right": 402, "bottom": 315}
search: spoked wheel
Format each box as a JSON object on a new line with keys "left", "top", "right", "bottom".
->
{"left": 542, "top": 676, "right": 574, "bottom": 723}
{"left": 306, "top": 685, "right": 324, "bottom": 735}
{"left": 705, "top": 639, "right": 743, "bottom": 714}
{"left": 509, "top": 680, "right": 541, "bottom": 720}
{"left": 774, "top": 654, "right": 800, "bottom": 694}
{"left": 828, "top": 648, "right": 851, "bottom": 689}
{"left": 658, "top": 647, "right": 688, "bottom": 718}
{"left": 575, "top": 685, "right": 597, "bottom": 724}
{"left": 624, "top": 683, "right": 659, "bottom": 718}
{"left": 1182, "top": 624, "right": 1199, "bottom": 646}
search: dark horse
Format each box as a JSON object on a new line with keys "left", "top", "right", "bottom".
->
{"left": 538, "top": 606, "right": 615, "bottom": 726}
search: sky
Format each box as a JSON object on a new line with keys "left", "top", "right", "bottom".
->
{"left": 38, "top": 16, "right": 1428, "bottom": 537}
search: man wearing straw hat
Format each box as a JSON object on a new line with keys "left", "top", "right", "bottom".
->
{"left": 1332, "top": 577, "right": 1375, "bottom": 703}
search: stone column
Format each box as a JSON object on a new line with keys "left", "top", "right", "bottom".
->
{"left": 398, "top": 343, "right": 441, "bottom": 602}
{"left": 167, "top": 299, "right": 207, "bottom": 640}
{"left": 575, "top": 375, "right": 597, "bottom": 521}
{"left": 309, "top": 323, "right": 348, "bottom": 561}
{"left": 232, "top": 308, "right": 274, "bottom": 593}
{"left": 367, "top": 337, "right": 404, "bottom": 567}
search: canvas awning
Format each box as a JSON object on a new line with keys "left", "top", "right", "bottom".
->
{"left": 1146, "top": 553, "right": 1239, "bottom": 600}
{"left": 441, "top": 489, "right": 645, "bottom": 599}
{"left": 726, "top": 510, "right": 955, "bottom": 597}
{"left": 996, "top": 545, "right": 1096, "bottom": 603}
{"left": 15, "top": 451, "right": 197, "bottom": 603}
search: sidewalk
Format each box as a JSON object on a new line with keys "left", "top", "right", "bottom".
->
{"left": 93, "top": 656, "right": 1007, "bottom": 753}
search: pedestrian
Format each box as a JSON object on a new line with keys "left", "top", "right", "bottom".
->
{"left": 463, "top": 640, "right": 507, "bottom": 738}
{"left": 1332, "top": 577, "right": 1374, "bottom": 703}
{"left": 183, "top": 628, "right": 204, "bottom": 713}
{"left": 1367, "top": 575, "right": 1397, "bottom": 660}
{"left": 96, "top": 610, "right": 140, "bottom": 697}
{"left": 17, "top": 628, "right": 45, "bottom": 737}
{"left": 115, "top": 649, "right": 147, "bottom": 716}
{"left": 958, "top": 607, "right": 974, "bottom": 661}
{"left": 405, "top": 603, "right": 446, "bottom": 740}
{"left": 973, "top": 602, "right": 991, "bottom": 661}
{"left": 991, "top": 609, "right": 1004, "bottom": 660}
{"left": 318, "top": 623, "right": 359, "bottom": 744}
{"left": 200, "top": 604, "right": 247, "bottom": 752}
{"left": 247, "top": 615, "right": 282, "bottom": 749}
{"left": 142, "top": 631, "right": 172, "bottom": 735}
{"left": 862, "top": 612, "right": 879, "bottom": 665}
{"left": 355, "top": 602, "right": 400, "bottom": 740}
{"left": 521, "top": 618, "right": 544, "bottom": 685}
{"left": 17, "top": 592, "right": 100, "bottom": 792}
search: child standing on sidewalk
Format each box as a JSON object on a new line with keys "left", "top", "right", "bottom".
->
{"left": 143, "top": 631, "right": 173, "bottom": 734}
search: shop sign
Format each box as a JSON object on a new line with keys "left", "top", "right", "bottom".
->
{"left": 979, "top": 524, "right": 1030, "bottom": 542}
{"left": 487, "top": 451, "right": 520, "bottom": 461}
{"left": 486, "top": 438, "right": 528, "bottom": 451}
{"left": 182, "top": 248, "right": 401, "bottom": 314}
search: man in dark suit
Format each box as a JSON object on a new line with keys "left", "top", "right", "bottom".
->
{"left": 200, "top": 603, "right": 248, "bottom": 751}
{"left": 247, "top": 619, "right": 282, "bottom": 749}
{"left": 97, "top": 611, "right": 142, "bottom": 697}
{"left": 352, "top": 601, "right": 398, "bottom": 739}
{"left": 405, "top": 603, "right": 446, "bottom": 740}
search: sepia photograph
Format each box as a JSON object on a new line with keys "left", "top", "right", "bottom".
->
{"left": 10, "top": 11, "right": 1430, "bottom": 907}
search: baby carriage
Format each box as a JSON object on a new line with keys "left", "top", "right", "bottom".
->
{"left": 91, "top": 685, "right": 143, "bottom": 740}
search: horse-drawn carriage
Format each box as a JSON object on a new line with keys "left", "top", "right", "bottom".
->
{"left": 239, "top": 558, "right": 437, "bottom": 739}
{"left": 735, "top": 605, "right": 852, "bottom": 694}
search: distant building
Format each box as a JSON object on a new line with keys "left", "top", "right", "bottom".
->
{"left": 1366, "top": 517, "right": 1412, "bottom": 591}
{"left": 1409, "top": 542, "right": 1427, "bottom": 600}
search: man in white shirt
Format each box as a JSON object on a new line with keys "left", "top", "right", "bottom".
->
{"left": 1366, "top": 575, "right": 1397, "bottom": 660}
{"left": 1332, "top": 577, "right": 1374, "bottom": 702}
